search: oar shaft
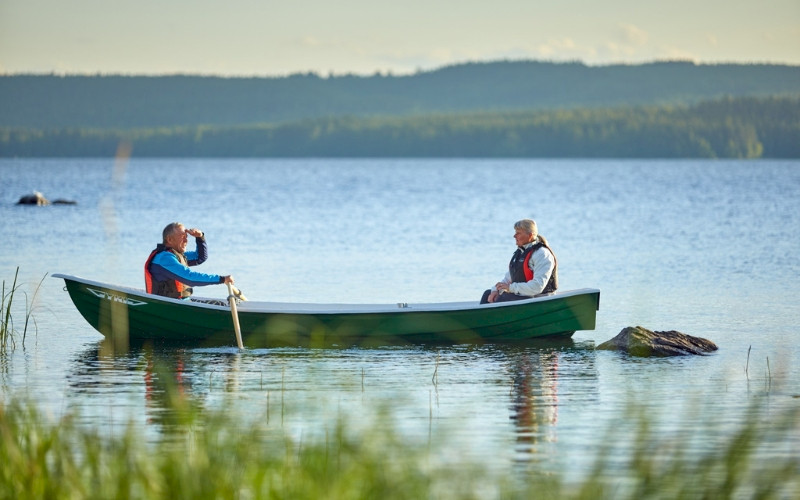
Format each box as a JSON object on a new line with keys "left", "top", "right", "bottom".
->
{"left": 227, "top": 282, "right": 244, "bottom": 349}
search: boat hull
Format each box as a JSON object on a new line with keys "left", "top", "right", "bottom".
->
{"left": 54, "top": 274, "right": 600, "bottom": 347}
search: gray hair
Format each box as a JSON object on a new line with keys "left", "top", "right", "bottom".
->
{"left": 514, "top": 219, "right": 538, "bottom": 239}
{"left": 162, "top": 222, "right": 184, "bottom": 243}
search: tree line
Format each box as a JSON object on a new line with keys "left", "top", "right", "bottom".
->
{"left": 1, "top": 96, "right": 798, "bottom": 158}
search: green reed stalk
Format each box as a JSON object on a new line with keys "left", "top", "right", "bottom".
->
{"left": 1, "top": 268, "right": 45, "bottom": 351}
{"left": 0, "top": 268, "right": 20, "bottom": 348}
{"left": 1, "top": 276, "right": 5, "bottom": 340}
{"left": 20, "top": 273, "right": 46, "bottom": 345}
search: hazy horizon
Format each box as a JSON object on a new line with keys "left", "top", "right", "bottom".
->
{"left": 4, "top": 57, "right": 798, "bottom": 79}
{"left": 2, "top": 1, "right": 798, "bottom": 78}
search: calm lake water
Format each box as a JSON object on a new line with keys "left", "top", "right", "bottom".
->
{"left": 1, "top": 158, "right": 799, "bottom": 481}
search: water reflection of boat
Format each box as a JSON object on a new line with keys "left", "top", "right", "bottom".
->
{"left": 505, "top": 339, "right": 599, "bottom": 465}
{"left": 54, "top": 274, "right": 600, "bottom": 347}
{"left": 510, "top": 351, "right": 560, "bottom": 453}
{"left": 67, "top": 342, "right": 230, "bottom": 429}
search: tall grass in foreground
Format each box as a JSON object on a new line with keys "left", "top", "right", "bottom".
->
{"left": 1, "top": 268, "right": 46, "bottom": 352}
{"left": 1, "top": 393, "right": 798, "bottom": 500}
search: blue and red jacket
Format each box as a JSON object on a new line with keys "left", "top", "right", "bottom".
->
{"left": 144, "top": 237, "right": 223, "bottom": 299}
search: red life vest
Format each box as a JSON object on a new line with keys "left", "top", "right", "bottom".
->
{"left": 144, "top": 245, "right": 189, "bottom": 298}
{"left": 522, "top": 250, "right": 535, "bottom": 282}
{"left": 509, "top": 242, "right": 559, "bottom": 294}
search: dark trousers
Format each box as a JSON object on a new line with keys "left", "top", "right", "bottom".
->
{"left": 480, "top": 289, "right": 530, "bottom": 304}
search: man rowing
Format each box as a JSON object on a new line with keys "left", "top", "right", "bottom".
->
{"left": 144, "top": 222, "right": 234, "bottom": 299}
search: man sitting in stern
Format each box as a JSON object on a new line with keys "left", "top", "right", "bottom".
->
{"left": 480, "top": 218, "right": 558, "bottom": 304}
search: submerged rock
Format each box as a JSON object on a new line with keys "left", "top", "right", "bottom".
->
{"left": 17, "top": 191, "right": 50, "bottom": 205}
{"left": 597, "top": 326, "right": 718, "bottom": 357}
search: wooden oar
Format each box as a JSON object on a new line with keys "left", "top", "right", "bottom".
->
{"left": 231, "top": 285, "right": 248, "bottom": 301}
{"left": 227, "top": 282, "right": 244, "bottom": 349}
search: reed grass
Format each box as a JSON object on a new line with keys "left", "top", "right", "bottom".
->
{"left": 1, "top": 268, "right": 46, "bottom": 352}
{"left": 0, "top": 388, "right": 798, "bottom": 500}
{"left": 0, "top": 268, "right": 17, "bottom": 346}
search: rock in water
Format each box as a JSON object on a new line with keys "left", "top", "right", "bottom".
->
{"left": 17, "top": 191, "right": 50, "bottom": 205}
{"left": 596, "top": 326, "right": 718, "bottom": 357}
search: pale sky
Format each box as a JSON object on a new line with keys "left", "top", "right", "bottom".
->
{"left": 1, "top": 0, "right": 798, "bottom": 76}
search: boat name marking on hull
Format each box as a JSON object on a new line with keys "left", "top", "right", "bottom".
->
{"left": 87, "top": 287, "right": 147, "bottom": 306}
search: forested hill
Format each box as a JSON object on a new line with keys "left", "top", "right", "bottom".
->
{"left": 2, "top": 60, "right": 800, "bottom": 129}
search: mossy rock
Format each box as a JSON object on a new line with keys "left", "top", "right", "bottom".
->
{"left": 597, "top": 326, "right": 718, "bottom": 357}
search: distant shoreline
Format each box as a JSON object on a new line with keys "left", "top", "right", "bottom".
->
{"left": 2, "top": 96, "right": 798, "bottom": 159}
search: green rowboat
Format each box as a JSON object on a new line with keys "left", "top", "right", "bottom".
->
{"left": 54, "top": 274, "right": 600, "bottom": 347}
